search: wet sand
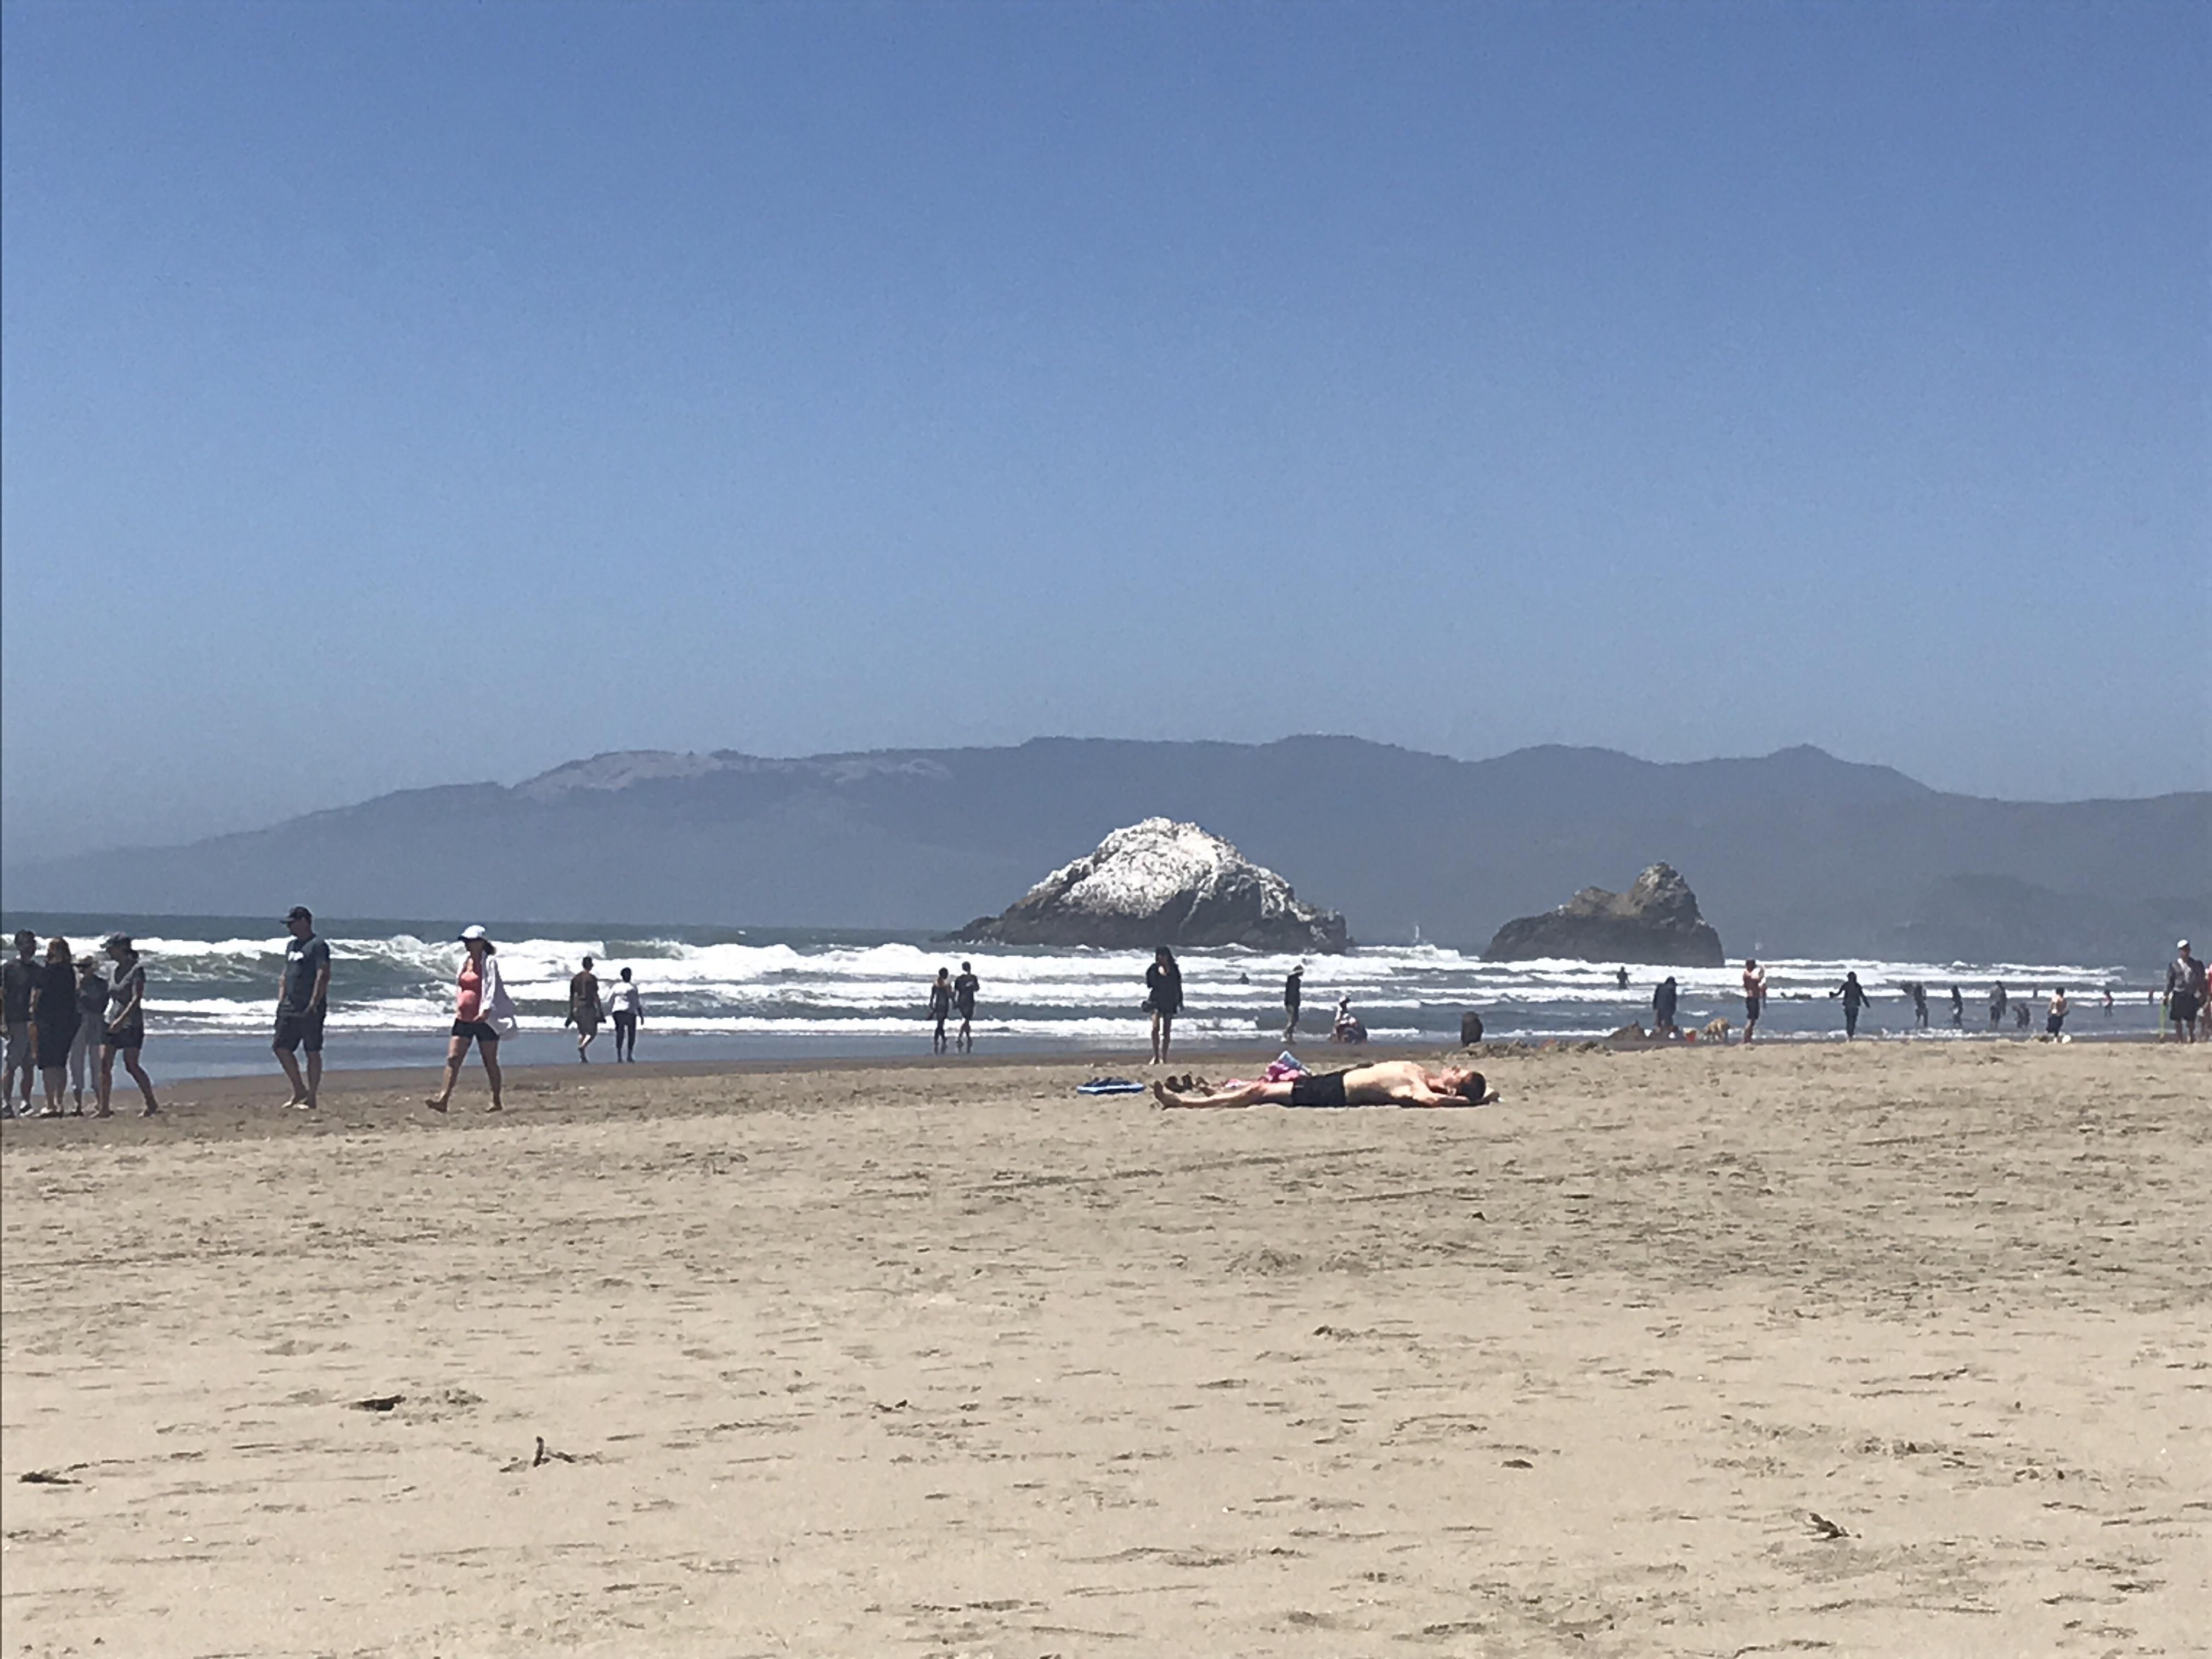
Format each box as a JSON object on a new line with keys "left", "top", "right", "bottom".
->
{"left": 3, "top": 1040, "right": 2207, "bottom": 1656}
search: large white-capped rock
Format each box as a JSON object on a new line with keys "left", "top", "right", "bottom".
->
{"left": 956, "top": 818, "right": 1351, "bottom": 951}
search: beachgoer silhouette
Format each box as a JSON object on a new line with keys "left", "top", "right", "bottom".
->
{"left": 1741, "top": 960, "right": 1766, "bottom": 1043}
{"left": 1145, "top": 948, "right": 1183, "bottom": 1063}
{"left": 605, "top": 967, "right": 641, "bottom": 1060}
{"left": 1909, "top": 982, "right": 1928, "bottom": 1030}
{"left": 274, "top": 906, "right": 331, "bottom": 1107}
{"left": 1283, "top": 964, "right": 1304, "bottom": 1042}
{"left": 1949, "top": 985, "right": 1963, "bottom": 1028}
{"left": 1652, "top": 977, "right": 1679, "bottom": 1037}
{"left": 1989, "top": 982, "right": 2007, "bottom": 1030}
{"left": 566, "top": 956, "right": 603, "bottom": 1062}
{"left": 1616, "top": 967, "right": 1629, "bottom": 991}
{"left": 928, "top": 968, "right": 954, "bottom": 1054}
{"left": 1830, "top": 972, "right": 1871, "bottom": 1039}
{"left": 953, "top": 962, "right": 979, "bottom": 1053}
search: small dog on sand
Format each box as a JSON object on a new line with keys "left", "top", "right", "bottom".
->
{"left": 1701, "top": 1018, "right": 1733, "bottom": 1043}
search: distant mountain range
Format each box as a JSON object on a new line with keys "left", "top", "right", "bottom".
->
{"left": 4, "top": 738, "right": 2204, "bottom": 966}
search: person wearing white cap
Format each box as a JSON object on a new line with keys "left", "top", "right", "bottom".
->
{"left": 426, "top": 926, "right": 520, "bottom": 1111}
{"left": 2165, "top": 940, "right": 2205, "bottom": 1045}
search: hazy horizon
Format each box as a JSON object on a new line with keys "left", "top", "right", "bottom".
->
{"left": 4, "top": 4, "right": 2207, "bottom": 864}
{"left": 4, "top": 731, "right": 2204, "bottom": 869}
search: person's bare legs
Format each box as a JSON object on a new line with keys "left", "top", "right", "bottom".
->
{"left": 95, "top": 1046, "right": 115, "bottom": 1116}
{"left": 119, "top": 1050, "right": 158, "bottom": 1115}
{"left": 277, "top": 1045, "right": 311, "bottom": 1106}
{"left": 40, "top": 1065, "right": 67, "bottom": 1115}
{"left": 306, "top": 1049, "right": 323, "bottom": 1108}
{"left": 577, "top": 1026, "right": 595, "bottom": 1062}
{"left": 479, "top": 1038, "right": 504, "bottom": 1110}
{"left": 426, "top": 1034, "right": 471, "bottom": 1111}
{"left": 1153, "top": 1078, "right": 1285, "bottom": 1110}
{"left": 1159, "top": 1014, "right": 1173, "bottom": 1063}
{"left": 1150, "top": 1009, "right": 1165, "bottom": 1064}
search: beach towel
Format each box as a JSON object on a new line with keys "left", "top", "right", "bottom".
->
{"left": 1076, "top": 1077, "right": 1147, "bottom": 1096}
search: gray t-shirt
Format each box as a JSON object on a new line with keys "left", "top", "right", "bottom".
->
{"left": 107, "top": 960, "right": 146, "bottom": 1034}
{"left": 281, "top": 935, "right": 330, "bottom": 1014}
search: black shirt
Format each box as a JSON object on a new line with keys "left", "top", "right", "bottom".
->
{"left": 1284, "top": 973, "right": 1302, "bottom": 1009}
{"left": 281, "top": 934, "right": 331, "bottom": 1014}
{"left": 2, "top": 955, "right": 36, "bottom": 1023}
{"left": 953, "top": 973, "right": 979, "bottom": 1013}
{"left": 1146, "top": 962, "right": 1183, "bottom": 1014}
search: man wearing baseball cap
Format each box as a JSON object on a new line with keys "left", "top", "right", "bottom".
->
{"left": 274, "top": 906, "right": 332, "bottom": 1106}
{"left": 2165, "top": 940, "right": 2205, "bottom": 1045}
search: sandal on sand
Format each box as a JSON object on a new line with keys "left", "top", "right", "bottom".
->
{"left": 425, "top": 1097, "right": 449, "bottom": 1114}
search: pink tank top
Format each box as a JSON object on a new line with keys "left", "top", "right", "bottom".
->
{"left": 456, "top": 963, "right": 484, "bottom": 1023}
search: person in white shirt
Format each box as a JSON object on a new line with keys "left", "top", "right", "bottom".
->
{"left": 605, "top": 967, "right": 642, "bottom": 1062}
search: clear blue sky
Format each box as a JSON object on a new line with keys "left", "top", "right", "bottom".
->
{"left": 4, "top": 1, "right": 2206, "bottom": 861}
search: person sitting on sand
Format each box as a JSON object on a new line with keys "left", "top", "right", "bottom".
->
{"left": 1153, "top": 1059, "right": 1497, "bottom": 1110}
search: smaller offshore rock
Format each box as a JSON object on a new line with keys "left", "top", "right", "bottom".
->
{"left": 1482, "top": 863, "right": 1725, "bottom": 967}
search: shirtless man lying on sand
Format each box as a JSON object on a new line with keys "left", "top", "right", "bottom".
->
{"left": 1153, "top": 1060, "right": 1497, "bottom": 1110}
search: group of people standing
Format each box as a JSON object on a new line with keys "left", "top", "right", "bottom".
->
{"left": 1, "top": 929, "right": 158, "bottom": 1118}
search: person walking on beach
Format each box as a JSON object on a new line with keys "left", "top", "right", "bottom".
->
{"left": 1831, "top": 971, "right": 1872, "bottom": 1039}
{"left": 273, "top": 906, "right": 331, "bottom": 1109}
{"left": 1741, "top": 960, "right": 1767, "bottom": 1043}
{"left": 2101, "top": 985, "right": 2113, "bottom": 1018}
{"left": 2165, "top": 941, "right": 2204, "bottom": 1045}
{"left": 3, "top": 931, "right": 39, "bottom": 1116}
{"left": 28, "top": 938, "right": 82, "bottom": 1117}
{"left": 1283, "top": 963, "right": 1305, "bottom": 1042}
{"left": 566, "top": 956, "right": 603, "bottom": 1062}
{"left": 1909, "top": 982, "right": 1929, "bottom": 1030}
{"left": 952, "top": 962, "right": 979, "bottom": 1053}
{"left": 97, "top": 934, "right": 160, "bottom": 1117}
{"left": 427, "top": 926, "right": 516, "bottom": 1113}
{"left": 69, "top": 957, "right": 107, "bottom": 1112}
{"left": 2046, "top": 987, "right": 2069, "bottom": 1038}
{"left": 928, "top": 967, "right": 955, "bottom": 1054}
{"left": 1145, "top": 947, "right": 1183, "bottom": 1064}
{"left": 605, "top": 967, "right": 641, "bottom": 1061}
{"left": 1652, "top": 976, "right": 1679, "bottom": 1039}
{"left": 1989, "top": 981, "right": 2008, "bottom": 1030}
{"left": 1949, "top": 984, "right": 1963, "bottom": 1029}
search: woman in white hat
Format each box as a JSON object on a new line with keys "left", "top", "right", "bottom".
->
{"left": 426, "top": 926, "right": 519, "bottom": 1112}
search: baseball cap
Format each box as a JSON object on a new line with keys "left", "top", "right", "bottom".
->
{"left": 2182, "top": 939, "right": 2192, "bottom": 951}
{"left": 286, "top": 906, "right": 313, "bottom": 922}
{"left": 459, "top": 924, "right": 489, "bottom": 942}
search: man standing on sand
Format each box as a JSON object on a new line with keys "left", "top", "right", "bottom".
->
{"left": 1652, "top": 976, "right": 1679, "bottom": 1039}
{"left": 273, "top": 906, "right": 332, "bottom": 1109}
{"left": 953, "top": 961, "right": 980, "bottom": 1053}
{"left": 1910, "top": 983, "right": 1929, "bottom": 1030}
{"left": 1283, "top": 963, "right": 1305, "bottom": 1042}
{"left": 567, "top": 956, "right": 603, "bottom": 1062}
{"left": 3, "top": 931, "right": 39, "bottom": 1117}
{"left": 1741, "top": 960, "right": 1767, "bottom": 1043}
{"left": 1949, "top": 985, "right": 1963, "bottom": 1028}
{"left": 1831, "top": 971, "right": 1872, "bottom": 1039}
{"left": 2046, "top": 987, "right": 2069, "bottom": 1038}
{"left": 1989, "top": 981, "right": 2008, "bottom": 1030}
{"left": 2165, "top": 941, "right": 2204, "bottom": 1045}
{"left": 1154, "top": 1059, "right": 1498, "bottom": 1110}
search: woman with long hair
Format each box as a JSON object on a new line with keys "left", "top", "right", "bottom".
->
{"left": 1144, "top": 946, "right": 1183, "bottom": 1064}
{"left": 426, "top": 926, "right": 518, "bottom": 1113}
{"left": 29, "top": 937, "right": 82, "bottom": 1117}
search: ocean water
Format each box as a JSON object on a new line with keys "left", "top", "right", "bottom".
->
{"left": 0, "top": 912, "right": 2166, "bottom": 1082}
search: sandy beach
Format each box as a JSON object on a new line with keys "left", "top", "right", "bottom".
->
{"left": 2, "top": 1039, "right": 2206, "bottom": 1657}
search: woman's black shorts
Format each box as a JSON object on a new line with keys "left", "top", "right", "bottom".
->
{"left": 451, "top": 1019, "right": 500, "bottom": 1043}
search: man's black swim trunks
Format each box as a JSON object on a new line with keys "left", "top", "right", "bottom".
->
{"left": 1286, "top": 1069, "right": 1352, "bottom": 1109}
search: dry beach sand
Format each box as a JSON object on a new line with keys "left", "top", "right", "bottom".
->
{"left": 3, "top": 1040, "right": 2208, "bottom": 1657}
